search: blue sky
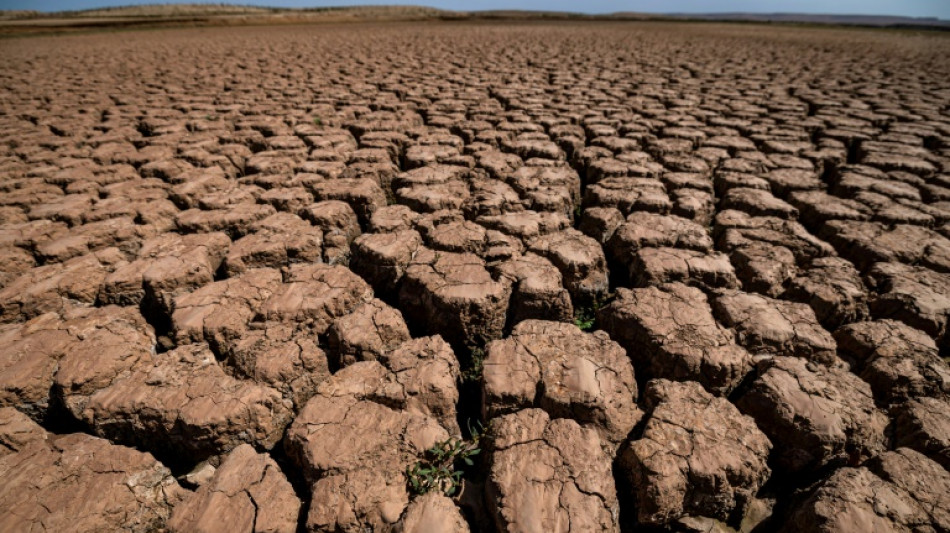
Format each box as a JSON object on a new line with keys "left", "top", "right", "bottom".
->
{"left": 2, "top": 0, "right": 948, "bottom": 18}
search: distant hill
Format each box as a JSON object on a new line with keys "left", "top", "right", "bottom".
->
{"left": 0, "top": 10, "right": 41, "bottom": 20}
{"left": 0, "top": 4, "right": 460, "bottom": 32}
{"left": 1, "top": 4, "right": 947, "bottom": 33}
{"left": 654, "top": 12, "right": 950, "bottom": 28}
{"left": 55, "top": 4, "right": 278, "bottom": 17}
{"left": 1, "top": 3, "right": 455, "bottom": 19}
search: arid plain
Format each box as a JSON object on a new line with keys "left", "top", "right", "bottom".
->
{"left": 0, "top": 19, "right": 949, "bottom": 533}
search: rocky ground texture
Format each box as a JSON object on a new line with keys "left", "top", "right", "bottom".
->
{"left": 0, "top": 20, "right": 949, "bottom": 532}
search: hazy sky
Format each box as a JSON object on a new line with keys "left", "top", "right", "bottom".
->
{"left": 3, "top": 0, "right": 948, "bottom": 18}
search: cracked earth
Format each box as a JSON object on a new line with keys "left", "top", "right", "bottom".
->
{"left": 0, "top": 20, "right": 949, "bottom": 533}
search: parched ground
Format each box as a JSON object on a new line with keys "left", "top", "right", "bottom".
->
{"left": 1, "top": 21, "right": 949, "bottom": 533}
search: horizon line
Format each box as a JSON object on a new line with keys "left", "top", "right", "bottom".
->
{"left": 1, "top": 3, "right": 946, "bottom": 21}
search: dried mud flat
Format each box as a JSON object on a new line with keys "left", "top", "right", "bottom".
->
{"left": 1, "top": 21, "right": 949, "bottom": 533}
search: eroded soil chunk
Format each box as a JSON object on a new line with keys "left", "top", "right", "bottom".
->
{"left": 598, "top": 284, "right": 753, "bottom": 395}
{"left": 168, "top": 443, "right": 301, "bottom": 533}
{"left": 81, "top": 343, "right": 293, "bottom": 461}
{"left": 487, "top": 409, "right": 621, "bottom": 532}
{"left": 620, "top": 379, "right": 772, "bottom": 527}
{"left": 736, "top": 357, "right": 888, "bottom": 474}
{"left": 781, "top": 448, "right": 950, "bottom": 533}
{"left": 398, "top": 248, "right": 511, "bottom": 350}
{"left": 284, "top": 354, "right": 458, "bottom": 532}
{"left": 0, "top": 432, "right": 185, "bottom": 532}
{"left": 483, "top": 320, "right": 641, "bottom": 444}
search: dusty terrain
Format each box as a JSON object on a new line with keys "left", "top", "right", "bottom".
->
{"left": 0, "top": 20, "right": 949, "bottom": 533}
{"left": 3, "top": 4, "right": 947, "bottom": 36}
{"left": 0, "top": 5, "right": 463, "bottom": 36}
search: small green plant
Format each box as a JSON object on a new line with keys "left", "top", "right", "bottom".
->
{"left": 313, "top": 116, "right": 323, "bottom": 127}
{"left": 459, "top": 347, "right": 485, "bottom": 384}
{"left": 407, "top": 421, "right": 485, "bottom": 497}
{"left": 573, "top": 291, "right": 615, "bottom": 332}
{"left": 574, "top": 308, "right": 596, "bottom": 331}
